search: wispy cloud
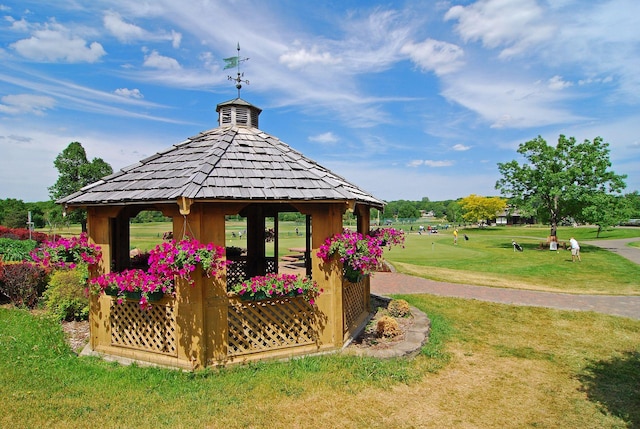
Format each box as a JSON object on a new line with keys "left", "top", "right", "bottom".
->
{"left": 401, "top": 39, "right": 464, "bottom": 76}
{"left": 10, "top": 21, "right": 106, "bottom": 63}
{"left": 452, "top": 144, "right": 470, "bottom": 151}
{"left": 0, "top": 94, "right": 55, "bottom": 115}
{"left": 309, "top": 132, "right": 339, "bottom": 144}
{"left": 408, "top": 159, "right": 454, "bottom": 168}
{"left": 114, "top": 88, "right": 143, "bottom": 99}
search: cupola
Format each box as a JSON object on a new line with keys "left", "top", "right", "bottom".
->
{"left": 216, "top": 98, "right": 261, "bottom": 128}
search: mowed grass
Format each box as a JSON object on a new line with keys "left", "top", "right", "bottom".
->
{"left": 43, "top": 220, "right": 308, "bottom": 256}
{"left": 2, "top": 294, "right": 640, "bottom": 428}
{"left": 44, "top": 222, "right": 640, "bottom": 294}
{"left": 385, "top": 225, "right": 640, "bottom": 295}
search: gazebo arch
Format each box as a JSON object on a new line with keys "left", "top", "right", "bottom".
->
{"left": 60, "top": 97, "right": 384, "bottom": 369}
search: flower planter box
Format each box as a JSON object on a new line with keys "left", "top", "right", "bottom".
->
{"left": 237, "top": 290, "right": 302, "bottom": 301}
{"left": 125, "top": 290, "right": 165, "bottom": 302}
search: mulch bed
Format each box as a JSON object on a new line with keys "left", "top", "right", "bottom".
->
{"left": 346, "top": 294, "right": 414, "bottom": 351}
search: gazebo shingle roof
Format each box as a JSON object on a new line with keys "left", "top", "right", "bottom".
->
{"left": 59, "top": 124, "right": 384, "bottom": 209}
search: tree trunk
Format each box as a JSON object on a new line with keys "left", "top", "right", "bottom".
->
{"left": 550, "top": 195, "right": 559, "bottom": 237}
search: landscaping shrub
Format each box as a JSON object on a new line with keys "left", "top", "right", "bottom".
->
{"left": 0, "top": 238, "right": 37, "bottom": 262}
{"left": 43, "top": 266, "right": 89, "bottom": 321}
{"left": 376, "top": 315, "right": 401, "bottom": 338}
{"left": 0, "top": 226, "right": 51, "bottom": 244}
{"left": 388, "top": 299, "right": 412, "bottom": 318}
{"left": 0, "top": 261, "right": 49, "bottom": 308}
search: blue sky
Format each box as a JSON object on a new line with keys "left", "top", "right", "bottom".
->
{"left": 1, "top": 0, "right": 639, "bottom": 203}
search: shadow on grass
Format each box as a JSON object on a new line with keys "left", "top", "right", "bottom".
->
{"left": 579, "top": 351, "right": 640, "bottom": 428}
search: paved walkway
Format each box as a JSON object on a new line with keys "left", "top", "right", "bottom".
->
{"left": 371, "top": 238, "right": 640, "bottom": 320}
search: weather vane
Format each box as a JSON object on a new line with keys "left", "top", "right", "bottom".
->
{"left": 224, "top": 43, "right": 249, "bottom": 98}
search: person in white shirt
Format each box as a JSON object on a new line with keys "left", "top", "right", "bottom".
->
{"left": 569, "top": 237, "right": 581, "bottom": 262}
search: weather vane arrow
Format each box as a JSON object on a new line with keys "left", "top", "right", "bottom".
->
{"left": 224, "top": 43, "right": 249, "bottom": 97}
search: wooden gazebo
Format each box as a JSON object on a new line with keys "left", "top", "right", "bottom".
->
{"left": 60, "top": 97, "right": 384, "bottom": 369}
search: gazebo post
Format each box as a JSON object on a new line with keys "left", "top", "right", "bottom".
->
{"left": 86, "top": 206, "right": 122, "bottom": 354}
{"left": 308, "top": 202, "right": 346, "bottom": 349}
{"left": 355, "top": 204, "right": 372, "bottom": 313}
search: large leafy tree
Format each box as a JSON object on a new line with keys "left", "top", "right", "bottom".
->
{"left": 496, "top": 135, "right": 627, "bottom": 237}
{"left": 458, "top": 194, "right": 506, "bottom": 225}
{"left": 48, "top": 142, "right": 113, "bottom": 231}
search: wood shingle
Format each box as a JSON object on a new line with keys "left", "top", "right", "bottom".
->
{"left": 60, "top": 98, "right": 384, "bottom": 209}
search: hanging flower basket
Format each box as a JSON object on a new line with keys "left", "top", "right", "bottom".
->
{"left": 147, "top": 237, "right": 229, "bottom": 286}
{"left": 90, "top": 237, "right": 228, "bottom": 309}
{"left": 344, "top": 265, "right": 364, "bottom": 283}
{"left": 317, "top": 228, "right": 405, "bottom": 281}
{"left": 231, "top": 273, "right": 322, "bottom": 305}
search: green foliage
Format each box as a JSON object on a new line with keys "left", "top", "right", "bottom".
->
{"left": 0, "top": 199, "right": 65, "bottom": 229}
{"left": 582, "top": 193, "right": 633, "bottom": 237}
{"left": 0, "top": 238, "right": 36, "bottom": 261}
{"left": 496, "top": 135, "right": 627, "bottom": 236}
{"left": 48, "top": 141, "right": 113, "bottom": 230}
{"left": 624, "top": 191, "right": 640, "bottom": 219}
{"left": 0, "top": 262, "right": 49, "bottom": 308}
{"left": 43, "top": 266, "right": 89, "bottom": 321}
{"left": 131, "top": 210, "right": 170, "bottom": 223}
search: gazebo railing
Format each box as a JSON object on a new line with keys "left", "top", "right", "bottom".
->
{"left": 226, "top": 256, "right": 277, "bottom": 289}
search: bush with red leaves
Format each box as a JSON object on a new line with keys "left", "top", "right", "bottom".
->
{"left": 0, "top": 261, "right": 50, "bottom": 308}
{"left": 0, "top": 226, "right": 53, "bottom": 245}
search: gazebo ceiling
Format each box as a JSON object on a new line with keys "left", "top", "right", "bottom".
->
{"left": 59, "top": 98, "right": 384, "bottom": 210}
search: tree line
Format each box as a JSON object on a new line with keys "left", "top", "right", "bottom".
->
{"left": 2, "top": 137, "right": 640, "bottom": 235}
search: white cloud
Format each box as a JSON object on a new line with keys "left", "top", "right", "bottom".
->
{"left": 170, "top": 30, "right": 182, "bottom": 48}
{"left": 280, "top": 47, "right": 341, "bottom": 69}
{"left": 425, "top": 160, "right": 454, "bottom": 167}
{"left": 441, "top": 72, "right": 585, "bottom": 129}
{"left": 10, "top": 22, "right": 106, "bottom": 63}
{"left": 0, "top": 94, "right": 55, "bottom": 115}
{"left": 308, "top": 132, "right": 338, "bottom": 144}
{"left": 407, "top": 159, "right": 454, "bottom": 167}
{"left": 452, "top": 144, "right": 470, "bottom": 151}
{"left": 547, "top": 75, "right": 573, "bottom": 90}
{"left": 103, "top": 11, "right": 182, "bottom": 48}
{"left": 143, "top": 50, "right": 181, "bottom": 70}
{"left": 103, "top": 11, "right": 145, "bottom": 42}
{"left": 401, "top": 39, "right": 464, "bottom": 75}
{"left": 5, "top": 16, "right": 28, "bottom": 31}
{"left": 114, "top": 88, "right": 143, "bottom": 99}
{"left": 445, "top": 0, "right": 555, "bottom": 58}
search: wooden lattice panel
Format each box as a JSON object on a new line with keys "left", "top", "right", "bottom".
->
{"left": 226, "top": 257, "right": 278, "bottom": 289}
{"left": 227, "top": 297, "right": 316, "bottom": 357}
{"left": 226, "top": 257, "right": 247, "bottom": 288}
{"left": 343, "top": 279, "right": 366, "bottom": 331}
{"left": 110, "top": 300, "right": 177, "bottom": 356}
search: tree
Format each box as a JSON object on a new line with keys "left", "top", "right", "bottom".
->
{"left": 458, "top": 194, "right": 506, "bottom": 225}
{"left": 444, "top": 200, "right": 461, "bottom": 224}
{"left": 581, "top": 193, "right": 632, "bottom": 237}
{"left": 496, "top": 135, "right": 627, "bottom": 237}
{"left": 0, "top": 198, "right": 27, "bottom": 228}
{"left": 48, "top": 142, "right": 113, "bottom": 231}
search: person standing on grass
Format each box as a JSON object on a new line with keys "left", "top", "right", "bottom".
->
{"left": 453, "top": 228, "right": 458, "bottom": 245}
{"left": 569, "top": 237, "right": 581, "bottom": 262}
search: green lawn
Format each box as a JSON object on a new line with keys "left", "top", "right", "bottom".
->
{"left": 2, "top": 294, "right": 639, "bottom": 428}
{"left": 384, "top": 225, "right": 640, "bottom": 295}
